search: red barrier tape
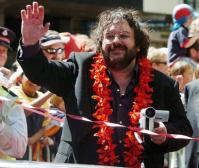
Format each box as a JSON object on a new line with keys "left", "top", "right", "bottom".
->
{"left": 0, "top": 96, "right": 196, "bottom": 141}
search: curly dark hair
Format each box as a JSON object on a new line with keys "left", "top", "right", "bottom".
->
{"left": 90, "top": 7, "right": 150, "bottom": 58}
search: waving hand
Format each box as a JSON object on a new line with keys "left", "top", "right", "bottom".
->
{"left": 21, "top": 2, "right": 50, "bottom": 45}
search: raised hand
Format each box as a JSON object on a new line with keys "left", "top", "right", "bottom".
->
{"left": 20, "top": 2, "right": 50, "bottom": 46}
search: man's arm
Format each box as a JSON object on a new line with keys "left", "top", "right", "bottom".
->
{"left": 18, "top": 2, "right": 77, "bottom": 96}
{"left": 164, "top": 78, "right": 193, "bottom": 152}
{"left": 145, "top": 72, "right": 193, "bottom": 154}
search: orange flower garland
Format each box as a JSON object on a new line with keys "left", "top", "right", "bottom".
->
{"left": 90, "top": 53, "right": 154, "bottom": 167}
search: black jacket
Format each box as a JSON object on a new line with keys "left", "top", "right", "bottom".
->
{"left": 17, "top": 42, "right": 192, "bottom": 168}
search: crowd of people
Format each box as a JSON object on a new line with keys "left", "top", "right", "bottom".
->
{"left": 0, "top": 1, "right": 199, "bottom": 168}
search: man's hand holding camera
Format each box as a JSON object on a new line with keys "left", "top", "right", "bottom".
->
{"left": 150, "top": 122, "right": 167, "bottom": 145}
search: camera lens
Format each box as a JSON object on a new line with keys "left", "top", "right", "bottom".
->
{"left": 146, "top": 107, "right": 155, "bottom": 118}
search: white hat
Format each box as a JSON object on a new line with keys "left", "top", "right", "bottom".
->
{"left": 40, "top": 30, "right": 70, "bottom": 47}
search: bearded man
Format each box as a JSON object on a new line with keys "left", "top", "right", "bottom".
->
{"left": 17, "top": 2, "right": 192, "bottom": 168}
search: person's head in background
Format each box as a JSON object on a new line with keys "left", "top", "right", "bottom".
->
{"left": 40, "top": 30, "right": 69, "bottom": 60}
{"left": 170, "top": 60, "right": 194, "bottom": 92}
{"left": 147, "top": 47, "right": 168, "bottom": 74}
{"left": 186, "top": 39, "right": 199, "bottom": 63}
{"left": 59, "top": 32, "right": 97, "bottom": 59}
{"left": 0, "top": 26, "right": 16, "bottom": 67}
{"left": 184, "top": 18, "right": 199, "bottom": 64}
{"left": 172, "top": 3, "right": 198, "bottom": 31}
{"left": 21, "top": 73, "right": 41, "bottom": 98}
{"left": 194, "top": 64, "right": 199, "bottom": 79}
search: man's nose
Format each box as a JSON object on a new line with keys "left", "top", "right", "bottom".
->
{"left": 112, "top": 35, "right": 121, "bottom": 43}
{"left": 47, "top": 55, "right": 54, "bottom": 60}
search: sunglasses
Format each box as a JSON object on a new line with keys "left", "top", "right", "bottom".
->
{"left": 43, "top": 48, "right": 65, "bottom": 54}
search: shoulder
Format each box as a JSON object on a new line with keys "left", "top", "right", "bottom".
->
{"left": 66, "top": 52, "right": 96, "bottom": 68}
{"left": 69, "top": 52, "right": 96, "bottom": 61}
{"left": 153, "top": 70, "right": 175, "bottom": 86}
{"left": 152, "top": 69, "right": 179, "bottom": 94}
{"left": 186, "top": 79, "right": 199, "bottom": 88}
{"left": 185, "top": 79, "right": 199, "bottom": 92}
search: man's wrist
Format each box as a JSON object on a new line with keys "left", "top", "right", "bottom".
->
{"left": 18, "top": 39, "right": 40, "bottom": 59}
{"left": 22, "top": 37, "right": 39, "bottom": 47}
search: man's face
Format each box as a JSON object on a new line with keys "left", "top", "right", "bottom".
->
{"left": 0, "top": 45, "right": 8, "bottom": 67}
{"left": 183, "top": 67, "right": 194, "bottom": 85}
{"left": 42, "top": 43, "right": 65, "bottom": 61}
{"left": 193, "top": 49, "right": 199, "bottom": 63}
{"left": 189, "top": 40, "right": 199, "bottom": 63}
{"left": 101, "top": 20, "right": 137, "bottom": 71}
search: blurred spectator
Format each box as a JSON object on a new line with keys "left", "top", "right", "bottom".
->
{"left": 194, "top": 64, "right": 199, "bottom": 79}
{"left": 0, "top": 27, "right": 27, "bottom": 160}
{"left": 8, "top": 30, "right": 68, "bottom": 88}
{"left": 170, "top": 60, "right": 194, "bottom": 93}
{"left": 0, "top": 26, "right": 16, "bottom": 86}
{"left": 0, "top": 85, "right": 27, "bottom": 160}
{"left": 43, "top": 95, "right": 66, "bottom": 161}
{"left": 184, "top": 78, "right": 199, "bottom": 168}
{"left": 74, "top": 34, "right": 96, "bottom": 52}
{"left": 183, "top": 18, "right": 199, "bottom": 68}
{"left": 147, "top": 47, "right": 168, "bottom": 74}
{"left": 167, "top": 4, "right": 198, "bottom": 65}
{"left": 40, "top": 30, "right": 69, "bottom": 61}
{"left": 50, "top": 94, "right": 65, "bottom": 112}
{"left": 184, "top": 52, "right": 199, "bottom": 167}
{"left": 169, "top": 60, "right": 194, "bottom": 168}
{"left": 10, "top": 73, "right": 64, "bottom": 162}
{"left": 60, "top": 32, "right": 96, "bottom": 59}
{"left": 10, "top": 74, "right": 49, "bottom": 161}
{"left": 58, "top": 32, "right": 81, "bottom": 59}
{"left": 10, "top": 74, "right": 43, "bottom": 102}
{"left": 7, "top": 62, "right": 23, "bottom": 88}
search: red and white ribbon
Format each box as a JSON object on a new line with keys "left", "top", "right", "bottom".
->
{"left": 0, "top": 96, "right": 197, "bottom": 141}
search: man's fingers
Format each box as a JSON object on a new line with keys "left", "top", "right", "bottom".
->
{"left": 38, "top": 5, "right": 45, "bottom": 22}
{"left": 21, "top": 10, "right": 27, "bottom": 21}
{"left": 150, "top": 122, "right": 167, "bottom": 144}
{"left": 151, "top": 137, "right": 166, "bottom": 144}
{"left": 21, "top": 2, "right": 49, "bottom": 45}
{"left": 154, "top": 122, "right": 166, "bottom": 132}
{"left": 26, "top": 5, "right": 33, "bottom": 19}
{"left": 32, "top": 2, "right": 39, "bottom": 19}
{"left": 158, "top": 122, "right": 165, "bottom": 128}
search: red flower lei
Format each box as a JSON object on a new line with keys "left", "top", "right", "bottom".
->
{"left": 90, "top": 53, "right": 154, "bottom": 167}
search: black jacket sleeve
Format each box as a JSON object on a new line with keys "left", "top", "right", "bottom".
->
{"left": 17, "top": 41, "right": 77, "bottom": 97}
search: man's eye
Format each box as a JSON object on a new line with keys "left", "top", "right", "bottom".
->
{"left": 119, "top": 34, "right": 129, "bottom": 39}
{"left": 106, "top": 34, "right": 115, "bottom": 40}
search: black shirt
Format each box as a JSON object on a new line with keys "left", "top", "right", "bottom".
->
{"left": 108, "top": 65, "right": 139, "bottom": 165}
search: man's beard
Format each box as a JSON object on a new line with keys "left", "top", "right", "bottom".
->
{"left": 102, "top": 44, "right": 137, "bottom": 71}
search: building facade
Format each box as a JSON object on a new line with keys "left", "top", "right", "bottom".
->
{"left": 0, "top": 0, "right": 197, "bottom": 52}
